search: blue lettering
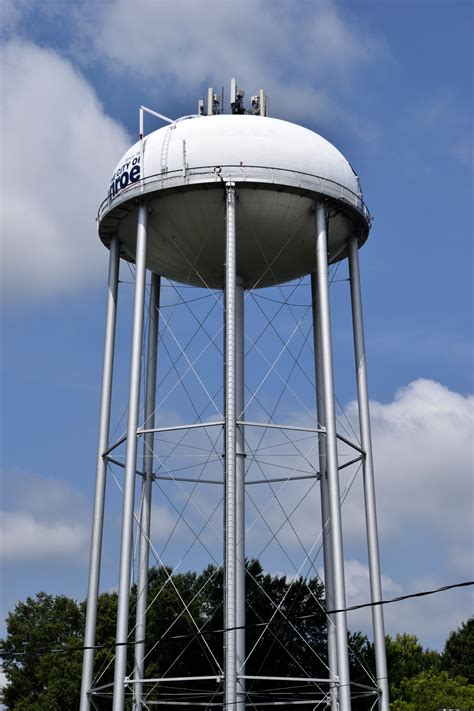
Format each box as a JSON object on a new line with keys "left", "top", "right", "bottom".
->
{"left": 130, "top": 165, "right": 140, "bottom": 183}
{"left": 108, "top": 154, "right": 141, "bottom": 199}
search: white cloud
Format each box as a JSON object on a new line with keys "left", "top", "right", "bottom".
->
{"left": 225, "top": 378, "right": 474, "bottom": 537}
{"left": 258, "top": 379, "right": 473, "bottom": 557}
{"left": 0, "top": 41, "right": 130, "bottom": 304}
{"left": 0, "top": 511, "right": 88, "bottom": 560}
{"left": 0, "top": 470, "right": 90, "bottom": 561}
{"left": 344, "top": 559, "right": 402, "bottom": 604}
{"left": 77, "top": 0, "right": 380, "bottom": 131}
{"left": 242, "top": 379, "right": 473, "bottom": 646}
{"left": 87, "top": 0, "right": 373, "bottom": 80}
{"left": 357, "top": 379, "right": 473, "bottom": 543}
{"left": 341, "top": 560, "right": 473, "bottom": 650}
{"left": 381, "top": 573, "right": 473, "bottom": 649}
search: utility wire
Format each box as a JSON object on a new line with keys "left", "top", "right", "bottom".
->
{"left": 1, "top": 580, "right": 472, "bottom": 658}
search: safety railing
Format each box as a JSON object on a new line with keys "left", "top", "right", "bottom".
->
{"left": 98, "top": 164, "right": 372, "bottom": 226}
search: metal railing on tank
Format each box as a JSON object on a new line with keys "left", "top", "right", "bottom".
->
{"left": 97, "top": 165, "right": 372, "bottom": 226}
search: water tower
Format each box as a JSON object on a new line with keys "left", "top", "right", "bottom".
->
{"left": 80, "top": 79, "right": 389, "bottom": 711}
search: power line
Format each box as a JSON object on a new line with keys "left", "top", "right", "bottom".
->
{"left": 1, "top": 580, "right": 472, "bottom": 658}
{"left": 326, "top": 580, "right": 474, "bottom": 615}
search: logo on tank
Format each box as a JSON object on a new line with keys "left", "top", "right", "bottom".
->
{"left": 109, "top": 152, "right": 141, "bottom": 198}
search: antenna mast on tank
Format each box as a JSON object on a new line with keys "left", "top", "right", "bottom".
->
{"left": 198, "top": 79, "right": 267, "bottom": 116}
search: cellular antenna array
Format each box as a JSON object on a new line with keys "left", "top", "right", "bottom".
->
{"left": 199, "top": 78, "right": 267, "bottom": 117}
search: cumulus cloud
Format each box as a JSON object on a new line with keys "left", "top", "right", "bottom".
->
{"left": 0, "top": 512, "right": 88, "bottom": 561}
{"left": 0, "top": 41, "right": 129, "bottom": 304}
{"left": 344, "top": 559, "right": 402, "bottom": 603}
{"left": 0, "top": 470, "right": 90, "bottom": 561}
{"left": 343, "top": 561, "right": 473, "bottom": 649}
{"left": 76, "top": 0, "right": 380, "bottom": 132}
{"left": 243, "top": 379, "right": 473, "bottom": 645}
{"left": 94, "top": 0, "right": 376, "bottom": 79}
{"left": 358, "top": 379, "right": 473, "bottom": 542}
{"left": 251, "top": 379, "right": 472, "bottom": 550}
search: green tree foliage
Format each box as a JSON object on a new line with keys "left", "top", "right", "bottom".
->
{"left": 2, "top": 568, "right": 470, "bottom": 710}
{"left": 140, "top": 560, "right": 336, "bottom": 707}
{"left": 390, "top": 669, "right": 474, "bottom": 711}
{"left": 141, "top": 566, "right": 210, "bottom": 680}
{"left": 385, "top": 632, "right": 440, "bottom": 690}
{"left": 1, "top": 563, "right": 348, "bottom": 709}
{"left": 442, "top": 617, "right": 474, "bottom": 683}
{"left": 1, "top": 592, "right": 84, "bottom": 710}
{"left": 193, "top": 560, "right": 328, "bottom": 676}
{"left": 205, "top": 562, "right": 324, "bottom": 669}
{"left": 386, "top": 630, "right": 474, "bottom": 710}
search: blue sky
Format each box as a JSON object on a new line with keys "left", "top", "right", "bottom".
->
{"left": 1, "top": 0, "right": 472, "bottom": 663}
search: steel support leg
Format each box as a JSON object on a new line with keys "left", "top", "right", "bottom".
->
{"left": 224, "top": 182, "right": 237, "bottom": 709}
{"left": 311, "top": 273, "right": 338, "bottom": 711}
{"left": 80, "top": 236, "right": 120, "bottom": 711}
{"left": 348, "top": 237, "right": 389, "bottom": 711}
{"left": 133, "top": 273, "right": 160, "bottom": 710}
{"left": 314, "top": 202, "right": 352, "bottom": 711}
{"left": 113, "top": 204, "right": 149, "bottom": 711}
{"left": 235, "top": 279, "right": 246, "bottom": 710}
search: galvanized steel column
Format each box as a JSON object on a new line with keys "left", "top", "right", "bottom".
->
{"left": 113, "top": 204, "right": 149, "bottom": 711}
{"left": 133, "top": 273, "right": 160, "bottom": 710}
{"left": 348, "top": 236, "right": 389, "bottom": 711}
{"left": 314, "top": 202, "right": 352, "bottom": 711}
{"left": 311, "top": 273, "right": 338, "bottom": 711}
{"left": 235, "top": 278, "right": 246, "bottom": 710}
{"left": 224, "top": 182, "right": 237, "bottom": 709}
{"left": 80, "top": 236, "right": 120, "bottom": 711}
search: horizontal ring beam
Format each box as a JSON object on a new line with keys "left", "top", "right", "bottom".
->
{"left": 245, "top": 473, "right": 319, "bottom": 485}
{"left": 239, "top": 675, "right": 335, "bottom": 683}
{"left": 138, "top": 421, "right": 225, "bottom": 435}
{"left": 238, "top": 420, "right": 324, "bottom": 434}
{"left": 125, "top": 675, "right": 222, "bottom": 684}
{"left": 154, "top": 475, "right": 223, "bottom": 485}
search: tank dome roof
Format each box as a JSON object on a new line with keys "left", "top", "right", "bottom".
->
{"left": 106, "top": 114, "right": 362, "bottom": 201}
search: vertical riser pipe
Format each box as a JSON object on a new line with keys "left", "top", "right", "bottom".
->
{"left": 224, "top": 183, "right": 237, "bottom": 709}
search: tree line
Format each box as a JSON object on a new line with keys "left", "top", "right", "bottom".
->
{"left": 1, "top": 561, "right": 472, "bottom": 709}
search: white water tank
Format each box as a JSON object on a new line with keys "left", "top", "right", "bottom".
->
{"left": 98, "top": 114, "right": 370, "bottom": 288}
